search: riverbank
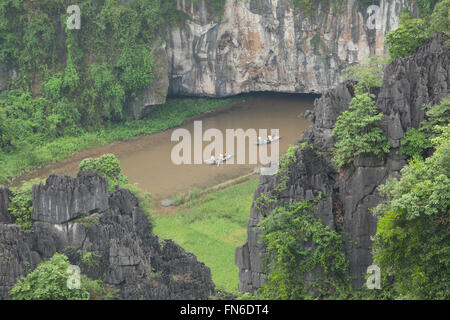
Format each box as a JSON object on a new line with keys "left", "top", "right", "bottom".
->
{"left": 0, "top": 97, "right": 240, "bottom": 185}
{"left": 6, "top": 94, "right": 314, "bottom": 202}
{"left": 153, "top": 178, "right": 259, "bottom": 294}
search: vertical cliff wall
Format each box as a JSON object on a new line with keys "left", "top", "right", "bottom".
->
{"left": 235, "top": 33, "right": 449, "bottom": 294}
{"left": 166, "top": 0, "right": 414, "bottom": 97}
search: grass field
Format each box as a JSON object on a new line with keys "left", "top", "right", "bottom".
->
{"left": 153, "top": 178, "right": 259, "bottom": 294}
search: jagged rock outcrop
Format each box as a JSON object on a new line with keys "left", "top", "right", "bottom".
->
{"left": 166, "top": 0, "right": 414, "bottom": 97}
{"left": 0, "top": 172, "right": 215, "bottom": 300}
{"left": 31, "top": 172, "right": 110, "bottom": 224}
{"left": 236, "top": 33, "right": 450, "bottom": 293}
{"left": 0, "top": 187, "right": 12, "bottom": 224}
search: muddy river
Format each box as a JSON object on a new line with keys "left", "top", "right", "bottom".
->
{"left": 16, "top": 94, "right": 315, "bottom": 201}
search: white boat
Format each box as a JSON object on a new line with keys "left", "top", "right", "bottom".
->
{"left": 256, "top": 135, "right": 282, "bottom": 145}
{"left": 204, "top": 154, "right": 233, "bottom": 165}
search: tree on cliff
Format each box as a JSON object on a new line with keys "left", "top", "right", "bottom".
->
{"left": 9, "top": 253, "right": 111, "bottom": 300}
{"left": 341, "top": 55, "right": 388, "bottom": 95}
{"left": 331, "top": 93, "right": 391, "bottom": 170}
{"left": 385, "top": 13, "right": 430, "bottom": 60}
{"left": 372, "top": 125, "right": 450, "bottom": 299}
{"left": 429, "top": 0, "right": 450, "bottom": 40}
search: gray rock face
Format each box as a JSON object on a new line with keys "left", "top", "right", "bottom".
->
{"left": 0, "top": 1, "right": 413, "bottom": 113}
{"left": 0, "top": 65, "right": 17, "bottom": 93}
{"left": 31, "top": 171, "right": 109, "bottom": 224}
{"left": 131, "top": 43, "right": 170, "bottom": 119}
{"left": 166, "top": 0, "right": 413, "bottom": 97}
{"left": 236, "top": 33, "right": 450, "bottom": 293}
{"left": 0, "top": 187, "right": 12, "bottom": 224}
{"left": 0, "top": 172, "right": 215, "bottom": 300}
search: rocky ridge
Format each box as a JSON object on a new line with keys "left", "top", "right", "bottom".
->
{"left": 0, "top": 171, "right": 215, "bottom": 300}
{"left": 235, "top": 33, "right": 449, "bottom": 293}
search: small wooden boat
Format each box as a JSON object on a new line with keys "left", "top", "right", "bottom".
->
{"left": 204, "top": 154, "right": 233, "bottom": 165}
{"left": 256, "top": 135, "right": 282, "bottom": 145}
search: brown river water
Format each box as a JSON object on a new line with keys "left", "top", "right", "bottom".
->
{"left": 14, "top": 94, "right": 315, "bottom": 202}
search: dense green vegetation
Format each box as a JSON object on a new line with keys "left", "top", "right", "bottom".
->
{"left": 385, "top": 14, "right": 431, "bottom": 60}
{"left": 0, "top": 96, "right": 238, "bottom": 184}
{"left": 333, "top": 55, "right": 391, "bottom": 170}
{"left": 401, "top": 97, "right": 450, "bottom": 158}
{"left": 0, "top": 0, "right": 238, "bottom": 185}
{"left": 429, "top": 0, "right": 450, "bottom": 42}
{"left": 79, "top": 153, "right": 129, "bottom": 187}
{"left": 331, "top": 93, "right": 390, "bottom": 170}
{"left": 341, "top": 55, "right": 388, "bottom": 95}
{"left": 10, "top": 253, "right": 117, "bottom": 300}
{"left": 8, "top": 179, "right": 38, "bottom": 233}
{"left": 386, "top": 1, "right": 450, "bottom": 60}
{"left": 258, "top": 201, "right": 350, "bottom": 299}
{"left": 414, "top": 0, "right": 443, "bottom": 17}
{"left": 154, "top": 178, "right": 259, "bottom": 294}
{"left": 0, "top": 0, "right": 183, "bottom": 134}
{"left": 252, "top": 145, "right": 352, "bottom": 299}
{"left": 372, "top": 125, "right": 450, "bottom": 299}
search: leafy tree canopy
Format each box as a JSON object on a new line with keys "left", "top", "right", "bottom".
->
{"left": 10, "top": 253, "right": 91, "bottom": 300}
{"left": 341, "top": 55, "right": 388, "bottom": 95}
{"left": 259, "top": 201, "right": 350, "bottom": 299}
{"left": 372, "top": 125, "right": 450, "bottom": 299}
{"left": 385, "top": 13, "right": 431, "bottom": 60}
{"left": 331, "top": 93, "right": 390, "bottom": 170}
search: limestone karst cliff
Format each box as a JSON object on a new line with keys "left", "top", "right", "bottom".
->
{"left": 166, "top": 0, "right": 413, "bottom": 97}
{"left": 235, "top": 33, "right": 449, "bottom": 293}
{"left": 0, "top": 172, "right": 215, "bottom": 300}
{"left": 133, "top": 0, "right": 414, "bottom": 117}
{"left": 0, "top": 0, "right": 415, "bottom": 119}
